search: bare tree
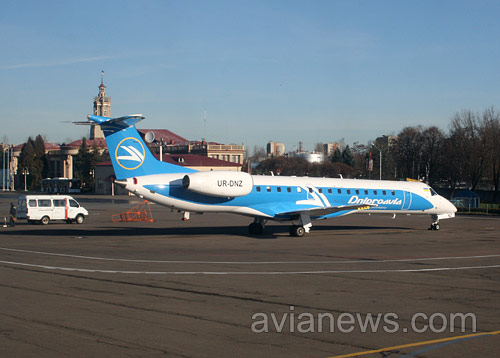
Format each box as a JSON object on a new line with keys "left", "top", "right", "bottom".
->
{"left": 420, "top": 126, "right": 445, "bottom": 185}
{"left": 394, "top": 126, "right": 424, "bottom": 180}
{"left": 313, "top": 142, "right": 324, "bottom": 153}
{"left": 483, "top": 107, "right": 500, "bottom": 201}
{"left": 448, "top": 110, "right": 489, "bottom": 191}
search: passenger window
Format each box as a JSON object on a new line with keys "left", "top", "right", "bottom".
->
{"left": 256, "top": 186, "right": 261, "bottom": 192}
{"left": 287, "top": 187, "right": 291, "bottom": 192}
{"left": 391, "top": 191, "right": 396, "bottom": 196}
{"left": 277, "top": 187, "right": 282, "bottom": 192}
{"left": 364, "top": 190, "right": 368, "bottom": 195}
{"left": 69, "top": 200, "right": 79, "bottom": 208}
{"left": 308, "top": 188, "right": 313, "bottom": 193}
{"left": 38, "top": 199, "right": 51, "bottom": 207}
{"left": 28, "top": 200, "right": 37, "bottom": 207}
{"left": 328, "top": 188, "right": 332, "bottom": 194}
{"left": 374, "top": 190, "right": 378, "bottom": 195}
{"left": 346, "top": 189, "right": 351, "bottom": 194}
{"left": 355, "top": 190, "right": 359, "bottom": 194}
{"left": 337, "top": 189, "right": 342, "bottom": 194}
{"left": 266, "top": 186, "right": 271, "bottom": 192}
{"left": 297, "top": 187, "right": 302, "bottom": 193}
{"left": 318, "top": 188, "right": 322, "bottom": 193}
{"left": 382, "top": 190, "right": 387, "bottom": 195}
{"left": 53, "top": 199, "right": 66, "bottom": 207}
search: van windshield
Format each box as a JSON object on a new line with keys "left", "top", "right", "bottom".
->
{"left": 69, "top": 199, "right": 79, "bottom": 208}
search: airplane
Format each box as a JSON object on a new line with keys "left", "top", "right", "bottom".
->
{"left": 80, "top": 114, "right": 457, "bottom": 237}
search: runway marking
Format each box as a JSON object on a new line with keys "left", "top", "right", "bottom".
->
{"left": 0, "top": 260, "right": 499, "bottom": 275}
{"left": 1, "top": 247, "right": 499, "bottom": 265}
{"left": 327, "top": 330, "right": 500, "bottom": 358}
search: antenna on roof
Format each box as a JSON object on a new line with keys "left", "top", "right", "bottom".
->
{"left": 203, "top": 110, "right": 207, "bottom": 140}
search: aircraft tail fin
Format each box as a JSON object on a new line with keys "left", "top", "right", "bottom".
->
{"left": 85, "top": 114, "right": 195, "bottom": 180}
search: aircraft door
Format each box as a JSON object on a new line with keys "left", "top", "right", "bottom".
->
{"left": 402, "top": 190, "right": 412, "bottom": 210}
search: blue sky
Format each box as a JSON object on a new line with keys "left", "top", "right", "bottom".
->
{"left": 1, "top": 0, "right": 499, "bottom": 152}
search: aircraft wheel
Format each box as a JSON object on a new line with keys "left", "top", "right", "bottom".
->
{"left": 428, "top": 222, "right": 440, "bottom": 231}
{"left": 290, "top": 225, "right": 305, "bottom": 237}
{"left": 248, "top": 222, "right": 264, "bottom": 235}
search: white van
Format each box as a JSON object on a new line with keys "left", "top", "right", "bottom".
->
{"left": 17, "top": 195, "right": 88, "bottom": 225}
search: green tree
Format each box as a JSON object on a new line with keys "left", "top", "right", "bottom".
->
{"left": 73, "top": 139, "right": 108, "bottom": 192}
{"left": 17, "top": 136, "right": 47, "bottom": 189}
{"left": 34, "top": 135, "right": 48, "bottom": 182}
{"left": 74, "top": 138, "right": 94, "bottom": 191}
{"left": 18, "top": 138, "right": 35, "bottom": 189}
{"left": 331, "top": 148, "right": 342, "bottom": 163}
{"left": 341, "top": 145, "right": 355, "bottom": 167}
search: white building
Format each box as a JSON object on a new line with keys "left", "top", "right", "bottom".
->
{"left": 295, "top": 152, "right": 324, "bottom": 163}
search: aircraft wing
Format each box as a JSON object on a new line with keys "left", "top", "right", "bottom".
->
{"left": 274, "top": 204, "right": 375, "bottom": 219}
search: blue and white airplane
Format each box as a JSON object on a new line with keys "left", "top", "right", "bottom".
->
{"left": 82, "top": 114, "right": 457, "bottom": 237}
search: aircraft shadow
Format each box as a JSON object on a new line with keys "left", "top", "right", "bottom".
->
{"left": 0, "top": 224, "right": 415, "bottom": 239}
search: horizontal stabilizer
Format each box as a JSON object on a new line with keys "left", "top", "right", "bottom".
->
{"left": 73, "top": 114, "right": 145, "bottom": 128}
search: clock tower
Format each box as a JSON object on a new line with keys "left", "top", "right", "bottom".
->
{"left": 90, "top": 72, "right": 111, "bottom": 139}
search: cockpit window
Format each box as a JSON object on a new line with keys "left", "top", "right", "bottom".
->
{"left": 426, "top": 187, "right": 438, "bottom": 196}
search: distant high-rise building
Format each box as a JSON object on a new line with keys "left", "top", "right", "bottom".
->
{"left": 267, "top": 141, "right": 285, "bottom": 157}
{"left": 90, "top": 73, "right": 111, "bottom": 139}
{"left": 323, "top": 142, "right": 344, "bottom": 159}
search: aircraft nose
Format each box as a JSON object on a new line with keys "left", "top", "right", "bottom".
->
{"left": 445, "top": 198, "right": 457, "bottom": 213}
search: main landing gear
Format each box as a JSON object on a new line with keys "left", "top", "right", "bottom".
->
{"left": 428, "top": 215, "right": 440, "bottom": 231}
{"left": 248, "top": 219, "right": 265, "bottom": 235}
{"left": 289, "top": 225, "right": 305, "bottom": 237}
{"left": 289, "top": 213, "right": 312, "bottom": 237}
{"left": 248, "top": 213, "right": 313, "bottom": 237}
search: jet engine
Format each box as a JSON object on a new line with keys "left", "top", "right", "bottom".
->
{"left": 182, "top": 171, "right": 253, "bottom": 197}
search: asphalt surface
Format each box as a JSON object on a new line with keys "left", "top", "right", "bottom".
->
{"left": 0, "top": 193, "right": 499, "bottom": 357}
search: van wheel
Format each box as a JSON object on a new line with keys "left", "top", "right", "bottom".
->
{"left": 40, "top": 216, "right": 50, "bottom": 225}
{"left": 75, "top": 215, "right": 84, "bottom": 224}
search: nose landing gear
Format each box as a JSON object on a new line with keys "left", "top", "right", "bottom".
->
{"left": 428, "top": 215, "right": 440, "bottom": 230}
{"left": 429, "top": 222, "right": 440, "bottom": 230}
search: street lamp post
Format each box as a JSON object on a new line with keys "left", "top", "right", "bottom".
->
{"left": 22, "top": 168, "right": 29, "bottom": 191}
{"left": 2, "top": 145, "right": 13, "bottom": 191}
{"left": 89, "top": 168, "right": 95, "bottom": 193}
{"left": 2, "top": 145, "right": 5, "bottom": 191}
{"left": 371, "top": 143, "right": 383, "bottom": 180}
